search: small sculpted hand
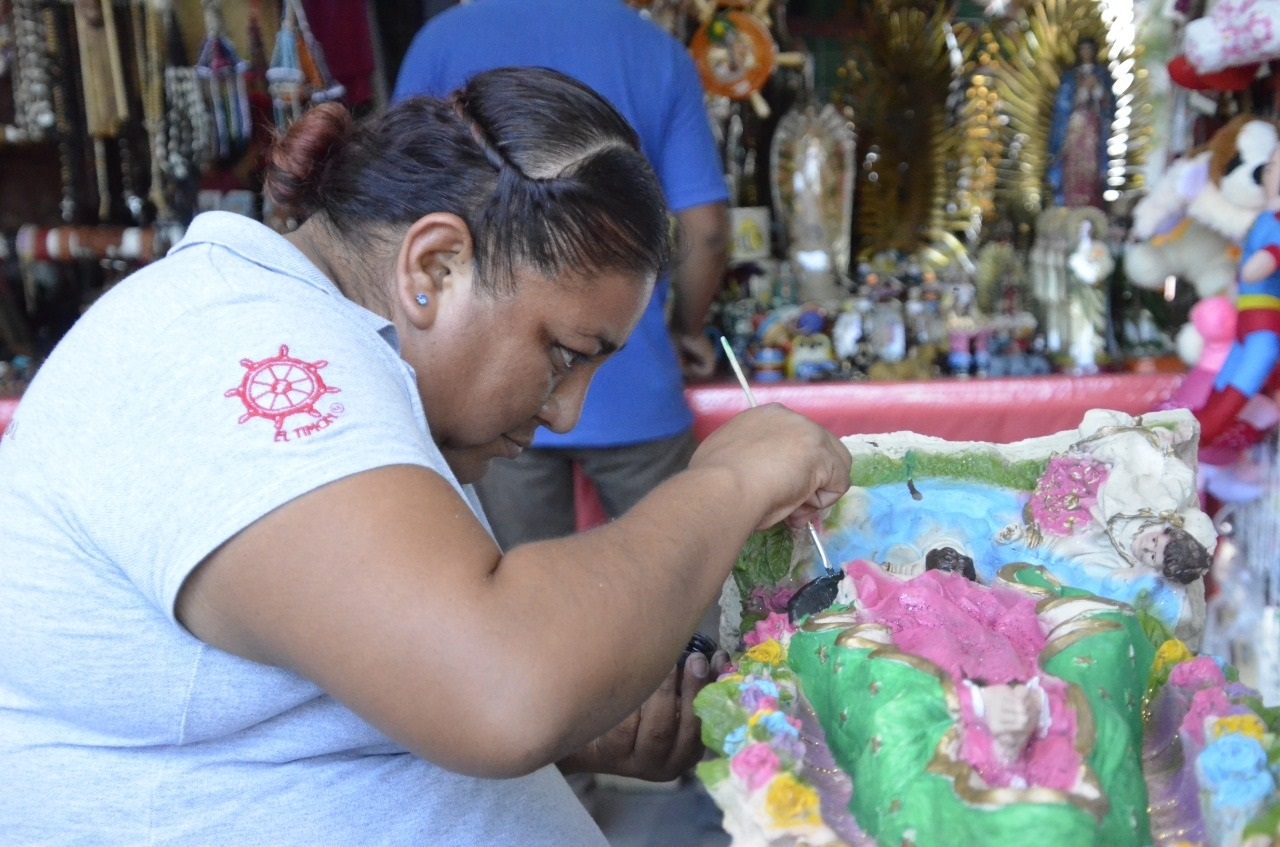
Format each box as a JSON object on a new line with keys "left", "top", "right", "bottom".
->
{"left": 981, "top": 683, "right": 1042, "bottom": 765}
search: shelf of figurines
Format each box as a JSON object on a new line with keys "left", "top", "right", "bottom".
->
{"left": 711, "top": 252, "right": 1179, "bottom": 387}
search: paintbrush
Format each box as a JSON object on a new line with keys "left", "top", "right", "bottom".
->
{"left": 718, "top": 336, "right": 843, "bottom": 622}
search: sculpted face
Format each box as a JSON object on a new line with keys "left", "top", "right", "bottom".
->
{"left": 1131, "top": 526, "right": 1170, "bottom": 570}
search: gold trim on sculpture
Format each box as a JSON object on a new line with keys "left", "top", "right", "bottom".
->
{"left": 802, "top": 609, "right": 862, "bottom": 632}
{"left": 925, "top": 679, "right": 1108, "bottom": 819}
{"left": 1040, "top": 618, "right": 1126, "bottom": 664}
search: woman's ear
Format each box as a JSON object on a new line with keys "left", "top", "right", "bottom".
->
{"left": 394, "top": 213, "right": 475, "bottom": 330}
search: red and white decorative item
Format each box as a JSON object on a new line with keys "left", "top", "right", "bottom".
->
{"left": 1184, "top": 0, "right": 1280, "bottom": 75}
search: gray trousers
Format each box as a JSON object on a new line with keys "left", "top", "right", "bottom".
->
{"left": 473, "top": 430, "right": 698, "bottom": 551}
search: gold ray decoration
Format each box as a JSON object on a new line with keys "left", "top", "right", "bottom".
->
{"left": 989, "top": 0, "right": 1153, "bottom": 226}
{"left": 832, "top": 1, "right": 984, "bottom": 270}
{"left": 951, "top": 24, "right": 1008, "bottom": 245}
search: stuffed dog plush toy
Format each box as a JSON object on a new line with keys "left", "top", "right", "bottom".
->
{"left": 1124, "top": 115, "right": 1280, "bottom": 299}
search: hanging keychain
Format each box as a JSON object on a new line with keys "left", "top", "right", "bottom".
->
{"left": 267, "top": 0, "right": 344, "bottom": 132}
{"left": 195, "top": 0, "right": 251, "bottom": 167}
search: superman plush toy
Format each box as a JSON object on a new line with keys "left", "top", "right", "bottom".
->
{"left": 1197, "top": 145, "right": 1280, "bottom": 446}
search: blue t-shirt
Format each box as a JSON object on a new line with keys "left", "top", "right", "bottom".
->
{"left": 393, "top": 0, "right": 729, "bottom": 447}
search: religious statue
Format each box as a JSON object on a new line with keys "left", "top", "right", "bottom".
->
{"left": 1047, "top": 36, "right": 1115, "bottom": 209}
{"left": 1065, "top": 214, "right": 1114, "bottom": 373}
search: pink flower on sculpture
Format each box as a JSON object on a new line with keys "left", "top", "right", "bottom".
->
{"left": 1169, "top": 655, "right": 1228, "bottom": 691}
{"left": 1029, "top": 455, "right": 1110, "bottom": 536}
{"left": 750, "top": 586, "right": 798, "bottom": 614}
{"left": 744, "top": 612, "right": 797, "bottom": 647}
{"left": 1182, "top": 687, "right": 1236, "bottom": 748}
{"left": 750, "top": 695, "right": 781, "bottom": 713}
{"left": 731, "top": 742, "right": 781, "bottom": 792}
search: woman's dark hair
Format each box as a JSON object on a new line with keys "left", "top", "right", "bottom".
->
{"left": 263, "top": 67, "right": 672, "bottom": 297}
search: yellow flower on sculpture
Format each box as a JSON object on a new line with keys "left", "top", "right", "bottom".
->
{"left": 746, "top": 708, "right": 778, "bottom": 730}
{"left": 1213, "top": 714, "right": 1267, "bottom": 743}
{"left": 1153, "top": 639, "right": 1192, "bottom": 672}
{"left": 764, "top": 772, "right": 821, "bottom": 826}
{"left": 1149, "top": 639, "right": 1193, "bottom": 687}
{"left": 744, "top": 639, "right": 785, "bottom": 666}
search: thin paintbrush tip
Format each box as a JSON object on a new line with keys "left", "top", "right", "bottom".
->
{"left": 719, "top": 336, "right": 833, "bottom": 575}
{"left": 718, "top": 336, "right": 757, "bottom": 408}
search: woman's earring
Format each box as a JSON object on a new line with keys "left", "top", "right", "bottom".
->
{"left": 416, "top": 293, "right": 430, "bottom": 306}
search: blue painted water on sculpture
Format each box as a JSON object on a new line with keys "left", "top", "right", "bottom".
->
{"left": 815, "top": 478, "right": 1185, "bottom": 629}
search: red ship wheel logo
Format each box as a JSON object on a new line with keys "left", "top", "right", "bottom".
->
{"left": 225, "top": 344, "right": 341, "bottom": 431}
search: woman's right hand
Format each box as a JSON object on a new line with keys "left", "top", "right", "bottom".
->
{"left": 688, "top": 403, "right": 852, "bottom": 530}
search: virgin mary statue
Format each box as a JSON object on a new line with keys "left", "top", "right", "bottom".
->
{"left": 1047, "top": 36, "right": 1115, "bottom": 209}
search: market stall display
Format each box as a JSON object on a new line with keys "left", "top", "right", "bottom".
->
{"left": 4, "top": 1, "right": 1280, "bottom": 845}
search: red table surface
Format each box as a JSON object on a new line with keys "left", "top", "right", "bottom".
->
{"left": 684, "top": 371, "right": 1184, "bottom": 444}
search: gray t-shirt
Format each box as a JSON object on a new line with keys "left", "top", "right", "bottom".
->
{"left": 0, "top": 212, "right": 606, "bottom": 846}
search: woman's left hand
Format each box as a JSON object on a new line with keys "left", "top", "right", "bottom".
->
{"left": 558, "top": 649, "right": 728, "bottom": 782}
{"left": 674, "top": 331, "right": 718, "bottom": 382}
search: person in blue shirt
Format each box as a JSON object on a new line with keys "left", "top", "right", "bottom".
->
{"left": 394, "top": 0, "right": 731, "bottom": 552}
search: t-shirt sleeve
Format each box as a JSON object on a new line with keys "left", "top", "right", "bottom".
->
{"left": 653, "top": 46, "right": 729, "bottom": 213}
{"left": 63, "top": 297, "right": 442, "bottom": 623}
{"left": 391, "top": 26, "right": 449, "bottom": 102}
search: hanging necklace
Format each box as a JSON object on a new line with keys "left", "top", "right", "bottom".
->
{"left": 3, "top": 0, "right": 53, "bottom": 144}
{"left": 161, "top": 3, "right": 210, "bottom": 222}
{"left": 125, "top": 0, "right": 168, "bottom": 222}
{"left": 44, "top": 1, "right": 80, "bottom": 222}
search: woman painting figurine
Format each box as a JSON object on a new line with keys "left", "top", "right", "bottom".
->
{"left": 0, "top": 68, "right": 853, "bottom": 845}
{"left": 1048, "top": 36, "right": 1116, "bottom": 209}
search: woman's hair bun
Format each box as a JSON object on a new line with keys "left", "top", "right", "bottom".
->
{"left": 262, "top": 102, "right": 353, "bottom": 221}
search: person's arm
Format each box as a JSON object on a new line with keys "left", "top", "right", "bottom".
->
{"left": 177, "top": 403, "right": 849, "bottom": 779}
{"left": 669, "top": 200, "right": 730, "bottom": 382}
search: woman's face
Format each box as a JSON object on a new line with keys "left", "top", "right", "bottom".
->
{"left": 413, "top": 263, "right": 652, "bottom": 483}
